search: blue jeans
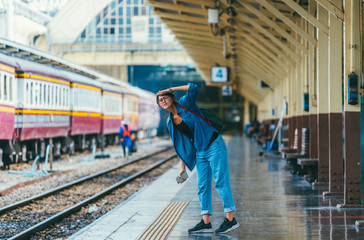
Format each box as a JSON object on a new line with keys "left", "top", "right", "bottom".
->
{"left": 196, "top": 135, "right": 236, "bottom": 215}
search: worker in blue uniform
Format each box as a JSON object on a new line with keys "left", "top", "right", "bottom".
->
{"left": 156, "top": 83, "right": 239, "bottom": 234}
{"left": 119, "top": 119, "right": 133, "bottom": 157}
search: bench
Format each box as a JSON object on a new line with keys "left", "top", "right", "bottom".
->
{"left": 283, "top": 128, "right": 309, "bottom": 175}
{"left": 279, "top": 128, "right": 299, "bottom": 156}
{"left": 297, "top": 158, "right": 318, "bottom": 183}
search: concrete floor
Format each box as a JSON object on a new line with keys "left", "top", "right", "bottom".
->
{"left": 70, "top": 135, "right": 364, "bottom": 240}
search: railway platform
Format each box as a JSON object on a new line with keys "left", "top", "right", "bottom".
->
{"left": 68, "top": 135, "right": 364, "bottom": 240}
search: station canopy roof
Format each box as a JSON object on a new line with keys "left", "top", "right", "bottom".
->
{"left": 146, "top": 0, "right": 339, "bottom": 103}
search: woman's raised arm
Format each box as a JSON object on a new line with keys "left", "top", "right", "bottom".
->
{"left": 157, "top": 85, "right": 190, "bottom": 96}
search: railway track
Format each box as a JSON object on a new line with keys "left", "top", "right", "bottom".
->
{"left": 0, "top": 147, "right": 177, "bottom": 240}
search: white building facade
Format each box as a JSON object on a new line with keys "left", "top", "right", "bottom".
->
{"left": 0, "top": 0, "right": 51, "bottom": 45}
{"left": 28, "top": 0, "right": 69, "bottom": 16}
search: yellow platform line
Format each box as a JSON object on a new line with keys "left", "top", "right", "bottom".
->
{"left": 138, "top": 201, "right": 189, "bottom": 240}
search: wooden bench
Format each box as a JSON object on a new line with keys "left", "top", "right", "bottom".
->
{"left": 297, "top": 158, "right": 318, "bottom": 183}
{"left": 283, "top": 128, "right": 309, "bottom": 175}
{"left": 279, "top": 128, "right": 298, "bottom": 157}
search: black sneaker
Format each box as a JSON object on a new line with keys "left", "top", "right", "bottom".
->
{"left": 215, "top": 218, "right": 239, "bottom": 234}
{"left": 188, "top": 219, "right": 213, "bottom": 233}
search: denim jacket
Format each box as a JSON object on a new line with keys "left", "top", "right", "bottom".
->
{"left": 166, "top": 83, "right": 218, "bottom": 171}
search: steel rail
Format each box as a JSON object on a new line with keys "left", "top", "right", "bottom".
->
{"left": 9, "top": 153, "right": 177, "bottom": 240}
{"left": 0, "top": 146, "right": 172, "bottom": 215}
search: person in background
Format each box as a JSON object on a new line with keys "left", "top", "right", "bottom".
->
{"left": 156, "top": 84, "right": 239, "bottom": 234}
{"left": 119, "top": 119, "right": 133, "bottom": 157}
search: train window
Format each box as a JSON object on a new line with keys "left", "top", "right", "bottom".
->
{"left": 134, "top": 100, "right": 138, "bottom": 112}
{"left": 79, "top": 90, "right": 82, "bottom": 108}
{"left": 25, "top": 82, "right": 29, "bottom": 104}
{"left": 3, "top": 75, "right": 7, "bottom": 101}
{"left": 30, "top": 82, "right": 33, "bottom": 105}
{"left": 74, "top": 89, "right": 77, "bottom": 107}
{"left": 79, "top": 91, "right": 83, "bottom": 108}
{"left": 59, "top": 87, "right": 62, "bottom": 107}
{"left": 8, "top": 76, "right": 12, "bottom": 102}
{"left": 39, "top": 83, "right": 43, "bottom": 106}
{"left": 58, "top": 86, "right": 61, "bottom": 107}
{"left": 0, "top": 73, "right": 2, "bottom": 100}
{"left": 50, "top": 85, "right": 53, "bottom": 106}
{"left": 34, "top": 82, "right": 39, "bottom": 105}
{"left": 133, "top": 100, "right": 136, "bottom": 112}
{"left": 55, "top": 86, "right": 58, "bottom": 106}
{"left": 65, "top": 89, "right": 69, "bottom": 107}
{"left": 47, "top": 85, "right": 50, "bottom": 106}
{"left": 53, "top": 85, "right": 56, "bottom": 107}
{"left": 62, "top": 88, "right": 65, "bottom": 107}
{"left": 43, "top": 84, "right": 46, "bottom": 106}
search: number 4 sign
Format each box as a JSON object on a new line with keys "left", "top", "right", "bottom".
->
{"left": 222, "top": 85, "right": 232, "bottom": 96}
{"left": 211, "top": 67, "right": 228, "bottom": 82}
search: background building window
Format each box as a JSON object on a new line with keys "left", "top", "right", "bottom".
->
{"left": 76, "top": 0, "right": 173, "bottom": 44}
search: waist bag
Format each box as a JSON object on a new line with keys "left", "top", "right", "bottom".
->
{"left": 179, "top": 105, "right": 224, "bottom": 133}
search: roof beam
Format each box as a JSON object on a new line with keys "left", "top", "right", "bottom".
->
{"left": 163, "top": 19, "right": 209, "bottom": 31}
{"left": 237, "top": 0, "right": 306, "bottom": 53}
{"left": 239, "top": 57, "right": 279, "bottom": 85}
{"left": 252, "top": 0, "right": 317, "bottom": 46}
{"left": 175, "top": 32, "right": 221, "bottom": 43}
{"left": 236, "top": 15, "right": 300, "bottom": 60}
{"left": 177, "top": 0, "right": 215, "bottom": 8}
{"left": 173, "top": 28, "right": 215, "bottom": 37}
{"left": 315, "top": 0, "right": 344, "bottom": 21}
{"left": 239, "top": 41, "right": 285, "bottom": 68}
{"left": 147, "top": 0, "right": 208, "bottom": 15}
{"left": 240, "top": 46, "right": 282, "bottom": 78}
{"left": 240, "top": 35, "right": 280, "bottom": 65}
{"left": 154, "top": 9, "right": 206, "bottom": 24}
{"left": 280, "top": 0, "right": 328, "bottom": 35}
{"left": 239, "top": 32, "right": 294, "bottom": 67}
{"left": 239, "top": 87, "right": 262, "bottom": 105}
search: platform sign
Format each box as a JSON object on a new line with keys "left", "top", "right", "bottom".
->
{"left": 222, "top": 85, "right": 232, "bottom": 96}
{"left": 211, "top": 67, "right": 229, "bottom": 82}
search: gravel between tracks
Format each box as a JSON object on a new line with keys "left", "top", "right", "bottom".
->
{"left": 0, "top": 137, "right": 173, "bottom": 208}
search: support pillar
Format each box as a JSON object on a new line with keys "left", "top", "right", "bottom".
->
{"left": 308, "top": 0, "right": 318, "bottom": 158}
{"left": 338, "top": 0, "right": 362, "bottom": 207}
{"left": 295, "top": 16, "right": 303, "bottom": 154}
{"left": 315, "top": 4, "right": 329, "bottom": 186}
{"left": 324, "top": 0, "right": 344, "bottom": 196}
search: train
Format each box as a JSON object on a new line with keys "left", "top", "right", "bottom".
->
{"left": 0, "top": 52, "right": 160, "bottom": 169}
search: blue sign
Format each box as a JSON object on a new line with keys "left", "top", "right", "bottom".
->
{"left": 211, "top": 67, "right": 228, "bottom": 82}
{"left": 222, "top": 85, "right": 232, "bottom": 96}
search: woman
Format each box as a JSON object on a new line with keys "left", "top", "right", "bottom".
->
{"left": 156, "top": 83, "right": 239, "bottom": 234}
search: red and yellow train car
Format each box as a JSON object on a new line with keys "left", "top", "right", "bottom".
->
{"left": 62, "top": 71, "right": 102, "bottom": 151}
{"left": 15, "top": 59, "right": 71, "bottom": 141}
{"left": 0, "top": 54, "right": 16, "bottom": 140}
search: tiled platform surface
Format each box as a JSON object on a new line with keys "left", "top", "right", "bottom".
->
{"left": 69, "top": 135, "right": 364, "bottom": 240}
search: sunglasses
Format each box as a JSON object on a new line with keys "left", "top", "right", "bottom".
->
{"left": 159, "top": 95, "right": 170, "bottom": 103}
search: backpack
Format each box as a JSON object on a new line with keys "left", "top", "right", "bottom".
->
{"left": 179, "top": 105, "right": 224, "bottom": 133}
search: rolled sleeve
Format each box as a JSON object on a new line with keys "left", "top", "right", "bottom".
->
{"left": 180, "top": 83, "right": 198, "bottom": 107}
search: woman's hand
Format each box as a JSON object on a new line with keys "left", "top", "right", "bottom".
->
{"left": 178, "top": 160, "right": 187, "bottom": 184}
{"left": 157, "top": 88, "right": 172, "bottom": 96}
{"left": 178, "top": 169, "right": 187, "bottom": 184}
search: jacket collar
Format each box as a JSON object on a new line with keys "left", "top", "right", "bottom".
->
{"left": 167, "top": 104, "right": 183, "bottom": 124}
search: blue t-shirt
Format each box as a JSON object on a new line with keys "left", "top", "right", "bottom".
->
{"left": 166, "top": 83, "right": 218, "bottom": 171}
